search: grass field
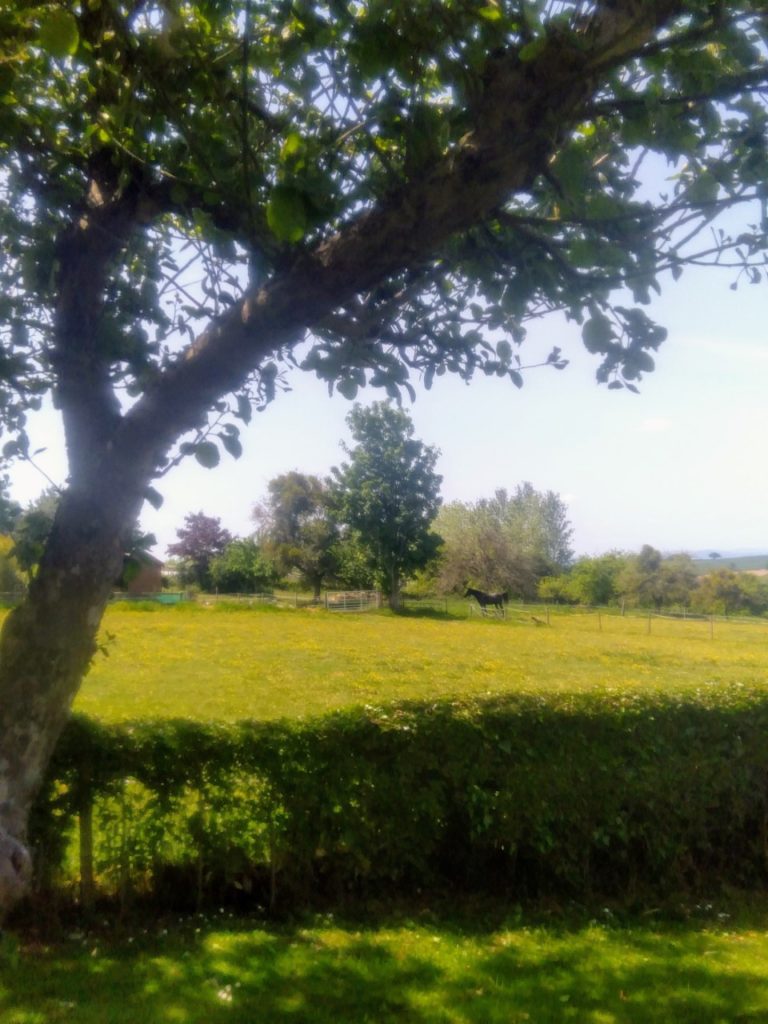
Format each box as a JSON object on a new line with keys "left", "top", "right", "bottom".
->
{"left": 67, "top": 603, "right": 768, "bottom": 723}
{"left": 692, "top": 553, "right": 768, "bottom": 574}
{"left": 4, "top": 902, "right": 768, "bottom": 1023}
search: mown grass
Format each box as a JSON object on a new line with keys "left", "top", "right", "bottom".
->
{"left": 4, "top": 902, "right": 768, "bottom": 1023}
{"left": 58, "top": 604, "right": 768, "bottom": 722}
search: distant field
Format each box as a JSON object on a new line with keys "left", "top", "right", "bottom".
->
{"left": 64, "top": 605, "right": 768, "bottom": 723}
{"left": 692, "top": 553, "right": 768, "bottom": 574}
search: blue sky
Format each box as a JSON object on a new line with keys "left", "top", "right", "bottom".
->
{"left": 9, "top": 259, "right": 767, "bottom": 560}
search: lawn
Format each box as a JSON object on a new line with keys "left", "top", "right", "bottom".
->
{"left": 66, "top": 604, "right": 768, "bottom": 722}
{"left": 4, "top": 903, "right": 768, "bottom": 1023}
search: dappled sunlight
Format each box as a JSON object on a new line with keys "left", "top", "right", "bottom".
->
{"left": 4, "top": 911, "right": 768, "bottom": 1023}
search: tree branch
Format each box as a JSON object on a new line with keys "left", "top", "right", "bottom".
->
{"left": 115, "top": 0, "right": 697, "bottom": 466}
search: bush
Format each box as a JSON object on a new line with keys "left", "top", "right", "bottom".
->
{"left": 32, "top": 688, "right": 768, "bottom": 911}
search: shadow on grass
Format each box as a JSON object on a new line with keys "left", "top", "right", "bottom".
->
{"left": 3, "top": 908, "right": 768, "bottom": 1024}
{"left": 391, "top": 606, "right": 463, "bottom": 621}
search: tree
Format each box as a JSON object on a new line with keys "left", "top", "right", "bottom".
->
{"left": 570, "top": 552, "right": 630, "bottom": 606}
{"left": 208, "top": 537, "right": 278, "bottom": 594}
{"left": 0, "top": 536, "right": 25, "bottom": 598}
{"left": 331, "top": 403, "right": 442, "bottom": 605}
{"left": 0, "top": 476, "right": 21, "bottom": 536}
{"left": 255, "top": 472, "right": 340, "bottom": 598}
{"left": 690, "top": 567, "right": 767, "bottom": 616}
{"left": 618, "top": 545, "right": 697, "bottom": 609}
{"left": 1, "top": 1, "right": 767, "bottom": 912}
{"left": 167, "top": 512, "right": 233, "bottom": 591}
{"left": 10, "top": 488, "right": 60, "bottom": 580}
{"left": 434, "top": 484, "right": 573, "bottom": 597}
{"left": 541, "top": 551, "right": 630, "bottom": 606}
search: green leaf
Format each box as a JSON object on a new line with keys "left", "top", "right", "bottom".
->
{"left": 280, "top": 132, "right": 303, "bottom": 161}
{"left": 478, "top": 5, "right": 502, "bottom": 22}
{"left": 219, "top": 433, "right": 243, "bottom": 459}
{"left": 267, "top": 185, "right": 307, "bottom": 243}
{"left": 519, "top": 37, "right": 546, "bottom": 62}
{"left": 194, "top": 441, "right": 220, "bottom": 468}
{"left": 582, "top": 314, "right": 615, "bottom": 354}
{"left": 688, "top": 171, "right": 719, "bottom": 205}
{"left": 337, "top": 378, "right": 359, "bottom": 400}
{"left": 39, "top": 10, "right": 80, "bottom": 58}
{"left": 496, "top": 339, "right": 512, "bottom": 363}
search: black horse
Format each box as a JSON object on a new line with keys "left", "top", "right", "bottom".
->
{"left": 465, "top": 587, "right": 508, "bottom": 617}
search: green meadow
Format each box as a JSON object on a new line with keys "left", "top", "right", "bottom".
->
{"left": 72, "top": 604, "right": 768, "bottom": 722}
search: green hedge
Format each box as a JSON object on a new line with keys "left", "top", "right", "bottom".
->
{"left": 30, "top": 687, "right": 768, "bottom": 909}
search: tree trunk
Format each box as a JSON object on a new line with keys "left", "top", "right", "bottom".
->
{"left": 0, "top": 466, "right": 146, "bottom": 918}
{"left": 389, "top": 566, "right": 401, "bottom": 610}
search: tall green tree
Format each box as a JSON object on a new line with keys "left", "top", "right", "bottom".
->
{"left": 690, "top": 568, "right": 768, "bottom": 616}
{"left": 10, "top": 488, "right": 60, "bottom": 580}
{"left": 562, "top": 551, "right": 630, "bottom": 606}
{"left": 208, "top": 537, "right": 278, "bottom": 594}
{"left": 0, "top": 476, "right": 21, "bottom": 536}
{"left": 254, "top": 472, "right": 340, "bottom": 598}
{"left": 618, "top": 545, "right": 697, "bottom": 609}
{"left": 331, "top": 403, "right": 442, "bottom": 605}
{"left": 434, "top": 484, "right": 573, "bottom": 597}
{"left": 1, "top": 1, "right": 767, "bottom": 912}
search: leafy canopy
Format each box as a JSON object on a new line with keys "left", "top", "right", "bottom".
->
{"left": 254, "top": 472, "right": 341, "bottom": 595}
{"left": 331, "top": 402, "right": 442, "bottom": 598}
{"left": 0, "top": 2, "right": 766, "bottom": 472}
{"left": 435, "top": 484, "right": 574, "bottom": 596}
{"left": 167, "top": 511, "right": 232, "bottom": 588}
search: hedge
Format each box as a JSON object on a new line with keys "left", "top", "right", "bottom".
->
{"left": 29, "top": 686, "right": 768, "bottom": 910}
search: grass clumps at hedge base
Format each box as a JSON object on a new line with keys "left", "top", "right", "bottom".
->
{"left": 31, "top": 685, "right": 768, "bottom": 912}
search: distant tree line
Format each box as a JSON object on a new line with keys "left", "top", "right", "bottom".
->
{"left": 5, "top": 412, "right": 765, "bottom": 617}
{"left": 169, "top": 402, "right": 443, "bottom": 607}
{"left": 538, "top": 545, "right": 768, "bottom": 617}
{"left": 166, "top": 403, "right": 575, "bottom": 607}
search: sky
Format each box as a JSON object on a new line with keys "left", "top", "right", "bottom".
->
{"left": 8, "top": 259, "right": 767, "bottom": 561}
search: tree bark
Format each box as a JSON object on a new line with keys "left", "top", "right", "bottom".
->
{"left": 0, "top": 457, "right": 148, "bottom": 916}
